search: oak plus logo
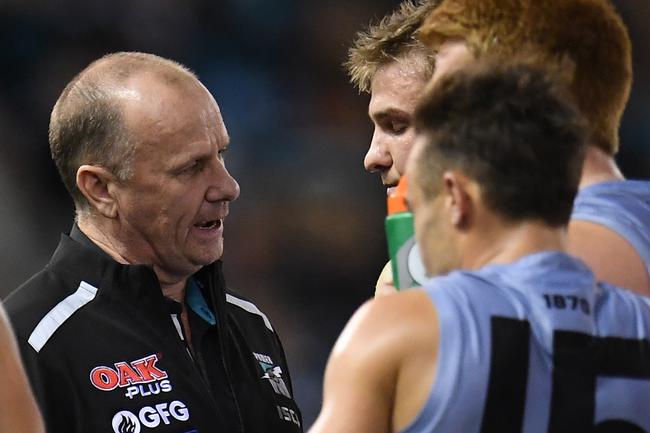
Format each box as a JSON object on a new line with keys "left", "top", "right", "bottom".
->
{"left": 111, "top": 401, "right": 190, "bottom": 433}
{"left": 90, "top": 354, "right": 173, "bottom": 399}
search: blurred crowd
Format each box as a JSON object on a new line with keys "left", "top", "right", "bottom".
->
{"left": 1, "top": 0, "right": 648, "bottom": 426}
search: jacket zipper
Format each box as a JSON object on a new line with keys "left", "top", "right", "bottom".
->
{"left": 169, "top": 313, "right": 223, "bottom": 426}
{"left": 210, "top": 269, "right": 245, "bottom": 433}
{"left": 217, "top": 328, "right": 245, "bottom": 433}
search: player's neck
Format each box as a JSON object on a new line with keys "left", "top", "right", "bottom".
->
{"left": 579, "top": 145, "right": 624, "bottom": 189}
{"left": 463, "top": 221, "right": 567, "bottom": 271}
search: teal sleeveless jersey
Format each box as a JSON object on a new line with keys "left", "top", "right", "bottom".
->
{"left": 403, "top": 252, "right": 650, "bottom": 433}
{"left": 572, "top": 180, "right": 650, "bottom": 275}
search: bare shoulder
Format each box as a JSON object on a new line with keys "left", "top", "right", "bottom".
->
{"left": 330, "top": 290, "right": 441, "bottom": 432}
{"left": 333, "top": 289, "right": 439, "bottom": 363}
{"left": 309, "top": 290, "right": 440, "bottom": 433}
{"left": 568, "top": 220, "right": 649, "bottom": 296}
{"left": 321, "top": 290, "right": 440, "bottom": 433}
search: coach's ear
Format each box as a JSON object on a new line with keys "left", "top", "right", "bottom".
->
{"left": 442, "top": 170, "right": 473, "bottom": 230}
{"left": 76, "top": 165, "right": 119, "bottom": 218}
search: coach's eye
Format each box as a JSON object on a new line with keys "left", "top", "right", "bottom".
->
{"left": 391, "top": 121, "right": 408, "bottom": 135}
{"left": 179, "top": 160, "right": 205, "bottom": 175}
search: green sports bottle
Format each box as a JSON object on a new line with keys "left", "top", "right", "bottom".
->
{"left": 385, "top": 176, "right": 427, "bottom": 289}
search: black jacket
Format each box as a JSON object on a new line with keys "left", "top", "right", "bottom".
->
{"left": 5, "top": 230, "right": 303, "bottom": 433}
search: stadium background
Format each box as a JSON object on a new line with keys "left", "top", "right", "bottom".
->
{"left": 0, "top": 0, "right": 648, "bottom": 427}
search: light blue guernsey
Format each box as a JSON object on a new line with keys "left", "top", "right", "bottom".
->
{"left": 572, "top": 180, "right": 650, "bottom": 274}
{"left": 403, "top": 251, "right": 650, "bottom": 433}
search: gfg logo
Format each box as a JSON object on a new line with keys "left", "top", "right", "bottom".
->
{"left": 112, "top": 411, "right": 140, "bottom": 433}
{"left": 111, "top": 401, "right": 190, "bottom": 433}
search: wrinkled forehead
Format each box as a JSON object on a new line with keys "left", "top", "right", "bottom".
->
{"left": 119, "top": 73, "right": 227, "bottom": 144}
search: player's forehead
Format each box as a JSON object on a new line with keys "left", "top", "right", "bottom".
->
{"left": 368, "top": 58, "right": 430, "bottom": 118}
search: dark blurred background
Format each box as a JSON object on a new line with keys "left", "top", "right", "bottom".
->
{"left": 1, "top": 0, "right": 648, "bottom": 428}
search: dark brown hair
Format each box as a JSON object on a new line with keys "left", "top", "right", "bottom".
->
{"left": 414, "top": 59, "right": 587, "bottom": 226}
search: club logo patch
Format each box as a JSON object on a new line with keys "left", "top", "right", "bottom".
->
{"left": 254, "top": 352, "right": 292, "bottom": 399}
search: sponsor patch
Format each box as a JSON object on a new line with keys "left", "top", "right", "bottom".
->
{"left": 111, "top": 400, "right": 190, "bottom": 433}
{"left": 91, "top": 353, "right": 173, "bottom": 399}
{"left": 112, "top": 411, "right": 141, "bottom": 433}
{"left": 277, "top": 405, "right": 301, "bottom": 428}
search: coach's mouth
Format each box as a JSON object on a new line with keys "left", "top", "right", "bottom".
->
{"left": 194, "top": 219, "right": 222, "bottom": 230}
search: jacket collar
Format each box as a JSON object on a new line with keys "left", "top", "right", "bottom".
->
{"left": 49, "top": 227, "right": 227, "bottom": 312}
{"left": 70, "top": 223, "right": 111, "bottom": 259}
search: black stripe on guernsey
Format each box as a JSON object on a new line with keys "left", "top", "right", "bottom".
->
{"left": 548, "top": 331, "right": 650, "bottom": 433}
{"left": 596, "top": 336, "right": 650, "bottom": 377}
{"left": 480, "top": 317, "right": 530, "bottom": 433}
{"left": 548, "top": 330, "right": 594, "bottom": 433}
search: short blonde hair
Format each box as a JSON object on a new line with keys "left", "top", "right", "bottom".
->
{"left": 346, "top": 0, "right": 441, "bottom": 93}
{"left": 418, "top": 0, "right": 632, "bottom": 155}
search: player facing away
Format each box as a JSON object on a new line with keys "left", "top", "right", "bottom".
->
{"left": 419, "top": 0, "right": 650, "bottom": 295}
{"left": 309, "top": 60, "right": 650, "bottom": 433}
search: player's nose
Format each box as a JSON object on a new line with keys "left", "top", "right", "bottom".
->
{"left": 364, "top": 132, "right": 393, "bottom": 174}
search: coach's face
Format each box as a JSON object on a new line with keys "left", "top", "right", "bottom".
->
{"left": 366, "top": 57, "right": 429, "bottom": 188}
{"left": 116, "top": 75, "right": 240, "bottom": 278}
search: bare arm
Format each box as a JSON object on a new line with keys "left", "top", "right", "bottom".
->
{"left": 309, "top": 290, "right": 439, "bottom": 433}
{"left": 0, "top": 305, "right": 45, "bottom": 433}
{"left": 568, "top": 220, "right": 649, "bottom": 296}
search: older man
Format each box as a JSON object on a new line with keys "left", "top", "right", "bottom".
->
{"left": 6, "top": 52, "right": 302, "bottom": 433}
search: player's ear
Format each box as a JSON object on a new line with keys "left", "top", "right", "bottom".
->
{"left": 442, "top": 171, "right": 472, "bottom": 229}
{"left": 76, "top": 165, "right": 120, "bottom": 218}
